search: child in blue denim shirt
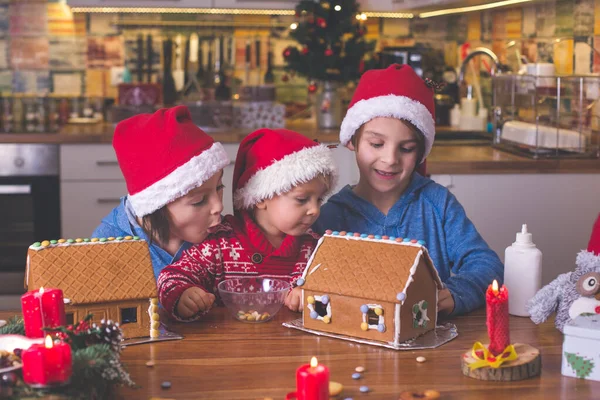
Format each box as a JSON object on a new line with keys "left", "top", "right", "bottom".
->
{"left": 93, "top": 106, "right": 230, "bottom": 280}
{"left": 313, "top": 65, "right": 503, "bottom": 316}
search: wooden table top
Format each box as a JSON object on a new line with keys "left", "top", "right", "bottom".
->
{"left": 2, "top": 307, "right": 596, "bottom": 399}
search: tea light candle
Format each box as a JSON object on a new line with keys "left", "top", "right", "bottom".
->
{"left": 22, "top": 335, "right": 72, "bottom": 387}
{"left": 486, "top": 280, "right": 510, "bottom": 356}
{"left": 21, "top": 287, "right": 66, "bottom": 338}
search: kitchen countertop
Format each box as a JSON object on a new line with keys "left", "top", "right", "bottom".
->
{"left": 1, "top": 123, "right": 599, "bottom": 174}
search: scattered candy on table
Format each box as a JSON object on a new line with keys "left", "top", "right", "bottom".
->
{"left": 329, "top": 381, "right": 343, "bottom": 396}
{"left": 236, "top": 310, "right": 271, "bottom": 322}
{"left": 146, "top": 361, "right": 155, "bottom": 367}
{"left": 355, "top": 366, "right": 365, "bottom": 373}
{"left": 359, "top": 385, "right": 370, "bottom": 393}
{"left": 351, "top": 372, "right": 362, "bottom": 380}
{"left": 416, "top": 356, "right": 427, "bottom": 363}
{"left": 399, "top": 390, "right": 441, "bottom": 399}
{"left": 161, "top": 381, "right": 172, "bottom": 389}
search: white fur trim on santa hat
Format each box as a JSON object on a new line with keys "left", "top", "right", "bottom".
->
{"left": 128, "top": 142, "right": 230, "bottom": 217}
{"left": 339, "top": 94, "right": 435, "bottom": 161}
{"left": 233, "top": 144, "right": 337, "bottom": 210}
{"left": 576, "top": 249, "right": 600, "bottom": 269}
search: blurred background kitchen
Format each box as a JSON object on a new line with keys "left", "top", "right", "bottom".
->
{"left": 0, "top": 0, "right": 599, "bottom": 308}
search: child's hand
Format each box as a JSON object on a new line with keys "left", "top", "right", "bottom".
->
{"left": 438, "top": 288, "right": 455, "bottom": 316}
{"left": 176, "top": 287, "right": 216, "bottom": 318}
{"left": 285, "top": 287, "right": 303, "bottom": 312}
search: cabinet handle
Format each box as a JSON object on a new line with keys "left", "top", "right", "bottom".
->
{"left": 95, "top": 160, "right": 119, "bottom": 166}
{"left": 0, "top": 184, "right": 31, "bottom": 194}
{"left": 97, "top": 198, "right": 121, "bottom": 204}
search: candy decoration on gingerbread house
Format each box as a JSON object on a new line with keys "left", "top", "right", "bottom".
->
{"left": 25, "top": 237, "right": 160, "bottom": 340}
{"left": 296, "top": 230, "right": 443, "bottom": 346}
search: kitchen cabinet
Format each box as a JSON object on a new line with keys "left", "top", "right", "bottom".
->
{"left": 66, "top": 0, "right": 212, "bottom": 7}
{"left": 60, "top": 144, "right": 126, "bottom": 239}
{"left": 430, "top": 173, "right": 600, "bottom": 286}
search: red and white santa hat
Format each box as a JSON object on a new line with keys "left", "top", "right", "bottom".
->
{"left": 232, "top": 128, "right": 337, "bottom": 210}
{"left": 339, "top": 64, "right": 436, "bottom": 162}
{"left": 587, "top": 213, "right": 600, "bottom": 256}
{"left": 113, "top": 105, "right": 230, "bottom": 217}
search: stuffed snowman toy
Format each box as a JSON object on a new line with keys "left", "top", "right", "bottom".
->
{"left": 527, "top": 214, "right": 600, "bottom": 332}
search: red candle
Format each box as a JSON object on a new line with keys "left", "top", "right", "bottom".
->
{"left": 486, "top": 280, "right": 510, "bottom": 356}
{"left": 22, "top": 335, "right": 72, "bottom": 387}
{"left": 21, "top": 287, "right": 66, "bottom": 338}
{"left": 286, "top": 357, "right": 330, "bottom": 400}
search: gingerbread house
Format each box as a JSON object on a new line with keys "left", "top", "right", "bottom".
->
{"left": 25, "top": 237, "right": 160, "bottom": 339}
{"left": 297, "top": 231, "right": 443, "bottom": 346}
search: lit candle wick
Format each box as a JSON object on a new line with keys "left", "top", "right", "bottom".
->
{"left": 492, "top": 280, "right": 499, "bottom": 295}
{"left": 310, "top": 357, "right": 318, "bottom": 368}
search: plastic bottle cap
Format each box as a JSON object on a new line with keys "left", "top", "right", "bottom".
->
{"left": 514, "top": 224, "right": 535, "bottom": 247}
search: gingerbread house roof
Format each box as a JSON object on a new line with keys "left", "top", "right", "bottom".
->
{"left": 300, "top": 232, "right": 443, "bottom": 304}
{"left": 26, "top": 237, "right": 156, "bottom": 305}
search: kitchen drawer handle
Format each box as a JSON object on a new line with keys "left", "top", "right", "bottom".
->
{"left": 97, "top": 198, "right": 122, "bottom": 204}
{"left": 0, "top": 184, "right": 31, "bottom": 194}
{"left": 96, "top": 160, "right": 119, "bottom": 166}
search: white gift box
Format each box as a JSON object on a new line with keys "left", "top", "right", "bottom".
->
{"left": 562, "top": 315, "right": 600, "bottom": 382}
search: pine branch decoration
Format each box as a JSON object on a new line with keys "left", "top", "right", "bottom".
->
{"left": 0, "top": 316, "right": 25, "bottom": 335}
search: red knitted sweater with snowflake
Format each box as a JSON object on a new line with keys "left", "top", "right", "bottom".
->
{"left": 158, "top": 211, "right": 317, "bottom": 321}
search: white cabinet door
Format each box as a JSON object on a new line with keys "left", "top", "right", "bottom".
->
{"left": 60, "top": 144, "right": 123, "bottom": 181}
{"left": 329, "top": 144, "right": 359, "bottom": 193}
{"left": 61, "top": 181, "right": 128, "bottom": 239}
{"left": 221, "top": 144, "right": 238, "bottom": 216}
{"left": 430, "top": 173, "right": 600, "bottom": 286}
{"left": 215, "top": 0, "right": 297, "bottom": 9}
{"left": 67, "top": 0, "right": 212, "bottom": 7}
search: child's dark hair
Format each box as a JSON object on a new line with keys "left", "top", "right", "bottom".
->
{"left": 351, "top": 119, "right": 426, "bottom": 166}
{"left": 141, "top": 207, "right": 171, "bottom": 246}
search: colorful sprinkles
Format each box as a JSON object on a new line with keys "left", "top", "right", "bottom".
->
{"left": 324, "top": 230, "right": 426, "bottom": 247}
{"left": 30, "top": 236, "right": 143, "bottom": 248}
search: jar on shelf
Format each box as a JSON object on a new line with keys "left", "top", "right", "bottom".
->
{"left": 47, "top": 96, "right": 59, "bottom": 132}
{"left": 12, "top": 94, "right": 24, "bottom": 133}
{"left": 1, "top": 95, "right": 13, "bottom": 133}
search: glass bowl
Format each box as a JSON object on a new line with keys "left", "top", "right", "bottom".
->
{"left": 218, "top": 277, "right": 291, "bottom": 323}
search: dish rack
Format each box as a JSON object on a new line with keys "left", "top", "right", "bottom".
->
{"left": 492, "top": 74, "right": 600, "bottom": 159}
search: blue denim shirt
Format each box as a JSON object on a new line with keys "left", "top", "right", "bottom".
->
{"left": 92, "top": 197, "right": 191, "bottom": 280}
{"left": 313, "top": 173, "right": 504, "bottom": 316}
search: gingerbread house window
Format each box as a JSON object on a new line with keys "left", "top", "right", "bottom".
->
{"left": 307, "top": 294, "right": 332, "bottom": 324}
{"left": 120, "top": 307, "right": 138, "bottom": 324}
{"left": 360, "top": 304, "right": 386, "bottom": 333}
{"left": 65, "top": 312, "right": 74, "bottom": 326}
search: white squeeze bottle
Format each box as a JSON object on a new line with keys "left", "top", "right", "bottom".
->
{"left": 504, "top": 224, "right": 543, "bottom": 317}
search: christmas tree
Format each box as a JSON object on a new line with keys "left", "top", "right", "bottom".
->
{"left": 565, "top": 352, "right": 595, "bottom": 379}
{"left": 283, "top": 0, "right": 376, "bottom": 85}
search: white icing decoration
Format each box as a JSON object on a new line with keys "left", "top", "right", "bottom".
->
{"left": 309, "top": 263, "right": 322, "bottom": 275}
{"left": 568, "top": 296, "right": 600, "bottom": 319}
{"left": 306, "top": 294, "right": 332, "bottom": 323}
{"left": 361, "top": 303, "right": 385, "bottom": 331}
{"left": 29, "top": 239, "right": 144, "bottom": 251}
{"left": 394, "top": 303, "right": 401, "bottom": 345}
{"left": 301, "top": 236, "right": 325, "bottom": 281}
{"left": 412, "top": 300, "right": 430, "bottom": 328}
{"left": 148, "top": 298, "right": 159, "bottom": 338}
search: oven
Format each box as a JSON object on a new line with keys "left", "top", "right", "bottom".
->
{"left": 0, "top": 144, "right": 60, "bottom": 296}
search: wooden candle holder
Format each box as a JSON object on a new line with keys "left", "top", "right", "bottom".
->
{"left": 461, "top": 343, "right": 541, "bottom": 381}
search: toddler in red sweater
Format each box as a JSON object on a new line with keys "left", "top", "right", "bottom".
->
{"left": 158, "top": 128, "right": 337, "bottom": 321}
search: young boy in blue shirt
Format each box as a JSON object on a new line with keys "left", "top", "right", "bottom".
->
{"left": 313, "top": 64, "right": 503, "bottom": 316}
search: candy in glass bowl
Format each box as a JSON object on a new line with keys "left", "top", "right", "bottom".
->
{"left": 218, "top": 277, "right": 291, "bottom": 323}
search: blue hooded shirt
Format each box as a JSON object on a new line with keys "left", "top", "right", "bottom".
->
{"left": 91, "top": 197, "right": 191, "bottom": 280}
{"left": 313, "top": 173, "right": 504, "bottom": 316}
